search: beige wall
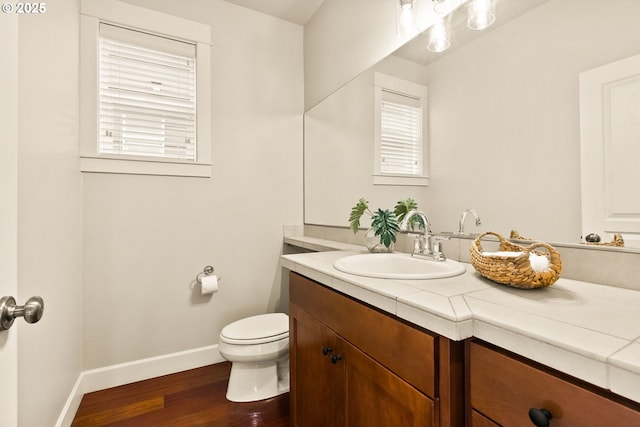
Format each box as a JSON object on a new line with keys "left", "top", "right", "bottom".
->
{"left": 16, "top": 1, "right": 84, "bottom": 425}
{"left": 82, "top": 0, "right": 304, "bottom": 368}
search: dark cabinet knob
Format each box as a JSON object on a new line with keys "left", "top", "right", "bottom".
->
{"left": 321, "top": 346, "right": 332, "bottom": 356}
{"left": 331, "top": 354, "right": 342, "bottom": 364}
{"left": 529, "top": 408, "right": 552, "bottom": 427}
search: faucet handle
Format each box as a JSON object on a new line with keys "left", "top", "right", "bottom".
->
{"left": 412, "top": 234, "right": 427, "bottom": 255}
{"left": 431, "top": 236, "right": 449, "bottom": 260}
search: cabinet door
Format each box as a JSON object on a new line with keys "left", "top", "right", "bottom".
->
{"left": 290, "top": 304, "right": 337, "bottom": 427}
{"left": 336, "top": 336, "right": 435, "bottom": 427}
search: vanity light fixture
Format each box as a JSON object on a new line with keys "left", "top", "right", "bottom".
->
{"left": 427, "top": 15, "right": 451, "bottom": 53}
{"left": 397, "top": 0, "right": 417, "bottom": 36}
{"left": 467, "top": 0, "right": 496, "bottom": 30}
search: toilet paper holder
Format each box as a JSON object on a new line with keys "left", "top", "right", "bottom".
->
{"left": 196, "top": 265, "right": 222, "bottom": 284}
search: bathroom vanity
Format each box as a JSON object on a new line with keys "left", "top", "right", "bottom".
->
{"left": 290, "top": 272, "right": 463, "bottom": 427}
{"left": 282, "top": 237, "right": 640, "bottom": 427}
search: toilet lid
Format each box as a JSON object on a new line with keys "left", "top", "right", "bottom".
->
{"left": 221, "top": 313, "right": 289, "bottom": 344}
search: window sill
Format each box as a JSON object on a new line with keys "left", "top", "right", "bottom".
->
{"left": 80, "top": 156, "right": 211, "bottom": 178}
{"left": 373, "top": 174, "right": 429, "bottom": 187}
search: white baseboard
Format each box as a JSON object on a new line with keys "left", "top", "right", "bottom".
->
{"left": 55, "top": 344, "right": 224, "bottom": 427}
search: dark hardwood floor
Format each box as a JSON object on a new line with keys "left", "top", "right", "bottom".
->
{"left": 72, "top": 362, "right": 290, "bottom": 427}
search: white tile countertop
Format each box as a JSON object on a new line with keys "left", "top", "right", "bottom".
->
{"left": 281, "top": 238, "right": 640, "bottom": 404}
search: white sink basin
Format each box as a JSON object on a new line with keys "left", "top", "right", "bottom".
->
{"left": 333, "top": 253, "right": 466, "bottom": 280}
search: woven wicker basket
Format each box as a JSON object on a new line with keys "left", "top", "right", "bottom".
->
{"left": 470, "top": 231, "right": 562, "bottom": 289}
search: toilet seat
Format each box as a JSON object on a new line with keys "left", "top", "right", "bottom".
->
{"left": 220, "top": 313, "right": 289, "bottom": 345}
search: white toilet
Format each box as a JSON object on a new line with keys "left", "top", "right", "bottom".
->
{"left": 219, "top": 312, "right": 290, "bottom": 402}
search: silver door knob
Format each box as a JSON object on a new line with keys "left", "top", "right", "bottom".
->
{"left": 0, "top": 296, "right": 44, "bottom": 331}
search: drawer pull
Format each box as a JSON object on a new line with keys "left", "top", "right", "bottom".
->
{"left": 331, "top": 354, "right": 342, "bottom": 364}
{"left": 321, "top": 346, "right": 333, "bottom": 356}
{"left": 528, "top": 408, "right": 552, "bottom": 427}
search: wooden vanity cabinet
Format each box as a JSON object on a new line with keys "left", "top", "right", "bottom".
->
{"left": 289, "top": 272, "right": 464, "bottom": 427}
{"left": 467, "top": 340, "right": 640, "bottom": 427}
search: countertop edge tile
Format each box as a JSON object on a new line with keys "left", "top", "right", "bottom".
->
{"left": 397, "top": 301, "right": 473, "bottom": 341}
{"left": 333, "top": 277, "right": 398, "bottom": 315}
{"left": 609, "top": 364, "right": 640, "bottom": 403}
{"left": 465, "top": 295, "right": 627, "bottom": 362}
{"left": 294, "top": 264, "right": 334, "bottom": 288}
{"left": 609, "top": 341, "right": 640, "bottom": 375}
{"left": 473, "top": 320, "right": 610, "bottom": 389}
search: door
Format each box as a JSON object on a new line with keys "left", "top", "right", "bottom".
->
{"left": 0, "top": 12, "right": 19, "bottom": 426}
{"left": 580, "top": 53, "right": 640, "bottom": 248}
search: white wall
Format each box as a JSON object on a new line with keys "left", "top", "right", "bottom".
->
{"left": 82, "top": 0, "right": 304, "bottom": 369}
{"left": 425, "top": 0, "right": 640, "bottom": 242}
{"left": 16, "top": 1, "right": 84, "bottom": 425}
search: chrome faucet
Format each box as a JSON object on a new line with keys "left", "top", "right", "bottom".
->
{"left": 458, "top": 209, "right": 481, "bottom": 235}
{"left": 400, "top": 210, "right": 448, "bottom": 261}
{"left": 400, "top": 209, "right": 432, "bottom": 235}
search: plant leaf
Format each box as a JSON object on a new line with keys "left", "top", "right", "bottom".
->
{"left": 371, "top": 209, "right": 399, "bottom": 248}
{"left": 393, "top": 198, "right": 418, "bottom": 223}
{"left": 349, "top": 198, "right": 370, "bottom": 233}
{"left": 394, "top": 198, "right": 425, "bottom": 231}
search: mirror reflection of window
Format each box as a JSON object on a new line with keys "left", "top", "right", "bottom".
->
{"left": 380, "top": 90, "right": 423, "bottom": 175}
{"left": 374, "top": 72, "right": 428, "bottom": 186}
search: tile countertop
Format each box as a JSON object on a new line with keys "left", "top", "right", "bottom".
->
{"left": 281, "top": 237, "right": 640, "bottom": 404}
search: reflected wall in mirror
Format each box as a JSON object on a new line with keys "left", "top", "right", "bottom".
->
{"left": 305, "top": 54, "right": 429, "bottom": 227}
{"left": 304, "top": 0, "right": 640, "bottom": 249}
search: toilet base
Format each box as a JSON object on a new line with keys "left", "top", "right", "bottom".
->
{"left": 226, "top": 359, "right": 290, "bottom": 402}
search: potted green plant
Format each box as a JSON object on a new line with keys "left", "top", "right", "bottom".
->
{"left": 349, "top": 197, "right": 423, "bottom": 252}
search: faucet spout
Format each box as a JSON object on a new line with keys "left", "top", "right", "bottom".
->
{"left": 458, "top": 209, "right": 481, "bottom": 235}
{"left": 400, "top": 210, "right": 432, "bottom": 235}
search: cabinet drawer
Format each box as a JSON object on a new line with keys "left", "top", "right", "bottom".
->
{"left": 469, "top": 341, "right": 640, "bottom": 427}
{"left": 290, "top": 272, "right": 435, "bottom": 397}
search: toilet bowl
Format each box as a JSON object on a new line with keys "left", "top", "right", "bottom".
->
{"left": 219, "top": 312, "right": 290, "bottom": 402}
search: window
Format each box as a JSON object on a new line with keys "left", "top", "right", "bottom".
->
{"left": 80, "top": 0, "right": 211, "bottom": 177}
{"left": 99, "top": 24, "right": 197, "bottom": 161}
{"left": 374, "top": 72, "right": 428, "bottom": 186}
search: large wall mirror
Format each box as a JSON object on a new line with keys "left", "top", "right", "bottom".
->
{"left": 304, "top": 0, "right": 640, "bottom": 250}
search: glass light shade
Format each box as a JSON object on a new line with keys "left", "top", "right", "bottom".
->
{"left": 427, "top": 17, "right": 451, "bottom": 53}
{"left": 467, "top": 0, "right": 496, "bottom": 30}
{"left": 397, "top": 0, "right": 417, "bottom": 35}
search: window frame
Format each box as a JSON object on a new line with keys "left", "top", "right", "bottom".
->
{"left": 80, "top": 0, "right": 212, "bottom": 177}
{"left": 373, "top": 72, "right": 429, "bottom": 186}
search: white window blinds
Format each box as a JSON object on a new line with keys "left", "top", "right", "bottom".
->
{"left": 99, "top": 24, "right": 197, "bottom": 161}
{"left": 380, "top": 90, "right": 423, "bottom": 175}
